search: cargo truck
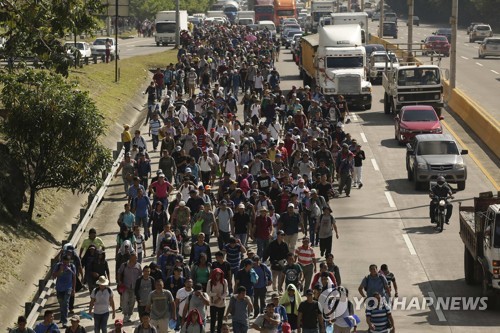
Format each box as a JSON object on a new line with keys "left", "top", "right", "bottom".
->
{"left": 237, "top": 11, "right": 256, "bottom": 25}
{"left": 460, "top": 192, "right": 500, "bottom": 308}
{"left": 155, "top": 10, "right": 188, "bottom": 46}
{"left": 299, "top": 24, "right": 372, "bottom": 110}
{"left": 310, "top": 0, "right": 335, "bottom": 33}
{"left": 326, "top": 12, "right": 369, "bottom": 44}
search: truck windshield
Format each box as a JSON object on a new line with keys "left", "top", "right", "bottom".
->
{"left": 255, "top": 6, "right": 274, "bottom": 13}
{"left": 277, "top": 10, "right": 295, "bottom": 16}
{"left": 495, "top": 214, "right": 500, "bottom": 248}
{"left": 417, "top": 141, "right": 459, "bottom": 155}
{"left": 156, "top": 23, "right": 176, "bottom": 33}
{"left": 398, "top": 68, "right": 440, "bottom": 86}
{"left": 325, "top": 56, "right": 364, "bottom": 68}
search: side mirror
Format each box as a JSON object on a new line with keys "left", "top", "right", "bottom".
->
{"left": 406, "top": 143, "right": 413, "bottom": 151}
{"left": 439, "top": 116, "right": 444, "bottom": 120}
{"left": 461, "top": 149, "right": 468, "bottom": 155}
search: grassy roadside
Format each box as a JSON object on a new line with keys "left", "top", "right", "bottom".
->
{"left": 0, "top": 49, "right": 177, "bottom": 291}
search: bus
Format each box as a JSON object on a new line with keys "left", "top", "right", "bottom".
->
{"left": 274, "top": 0, "right": 297, "bottom": 26}
{"left": 255, "top": 0, "right": 275, "bottom": 23}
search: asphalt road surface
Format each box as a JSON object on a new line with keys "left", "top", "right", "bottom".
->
{"left": 118, "top": 37, "right": 173, "bottom": 59}
{"left": 39, "top": 47, "right": 500, "bottom": 333}
{"left": 367, "top": 19, "right": 500, "bottom": 122}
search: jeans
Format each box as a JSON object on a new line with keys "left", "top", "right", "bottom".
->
{"left": 124, "top": 141, "right": 131, "bottom": 154}
{"left": 256, "top": 238, "right": 269, "bottom": 259}
{"left": 253, "top": 287, "right": 267, "bottom": 316}
{"left": 217, "top": 230, "right": 231, "bottom": 250}
{"left": 93, "top": 312, "right": 109, "bottom": 333}
{"left": 232, "top": 321, "right": 249, "bottom": 333}
{"left": 308, "top": 217, "right": 318, "bottom": 246}
{"left": 152, "top": 134, "right": 159, "bottom": 150}
{"left": 155, "top": 86, "right": 163, "bottom": 101}
{"left": 57, "top": 289, "right": 72, "bottom": 324}
{"left": 235, "top": 233, "right": 248, "bottom": 247}
{"left": 209, "top": 306, "right": 225, "bottom": 333}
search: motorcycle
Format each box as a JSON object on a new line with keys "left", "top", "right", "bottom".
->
{"left": 432, "top": 196, "right": 453, "bottom": 232}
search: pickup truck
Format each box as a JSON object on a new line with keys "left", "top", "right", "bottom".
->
{"left": 460, "top": 192, "right": 500, "bottom": 309}
{"left": 91, "top": 37, "right": 120, "bottom": 62}
{"left": 368, "top": 51, "right": 398, "bottom": 84}
{"left": 406, "top": 134, "right": 467, "bottom": 191}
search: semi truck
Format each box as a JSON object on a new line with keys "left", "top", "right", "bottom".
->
{"left": 155, "top": 10, "right": 188, "bottom": 46}
{"left": 327, "top": 12, "right": 369, "bottom": 44}
{"left": 460, "top": 192, "right": 500, "bottom": 308}
{"left": 310, "top": 0, "right": 335, "bottom": 33}
{"left": 299, "top": 24, "right": 372, "bottom": 110}
{"left": 254, "top": 0, "right": 275, "bottom": 23}
{"left": 237, "top": 11, "right": 256, "bottom": 25}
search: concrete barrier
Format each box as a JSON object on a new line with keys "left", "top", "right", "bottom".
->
{"left": 369, "top": 35, "right": 500, "bottom": 159}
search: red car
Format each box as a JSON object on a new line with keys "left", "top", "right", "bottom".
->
{"left": 394, "top": 106, "right": 443, "bottom": 144}
{"left": 422, "top": 35, "right": 450, "bottom": 57}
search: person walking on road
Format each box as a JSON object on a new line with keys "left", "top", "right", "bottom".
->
{"left": 315, "top": 206, "right": 339, "bottom": 258}
{"left": 297, "top": 289, "right": 326, "bottom": 333}
{"left": 117, "top": 253, "right": 142, "bottom": 322}
{"left": 366, "top": 292, "right": 395, "bottom": 333}
{"left": 358, "top": 264, "right": 391, "bottom": 301}
{"left": 278, "top": 203, "right": 304, "bottom": 253}
{"left": 206, "top": 268, "right": 228, "bottom": 333}
{"left": 133, "top": 312, "right": 157, "bottom": 333}
{"left": 11, "top": 316, "right": 35, "bottom": 333}
{"left": 34, "top": 311, "right": 60, "bottom": 333}
{"left": 135, "top": 266, "right": 155, "bottom": 318}
{"left": 338, "top": 152, "right": 354, "bottom": 197}
{"left": 89, "top": 276, "right": 116, "bottom": 333}
{"left": 263, "top": 230, "right": 289, "bottom": 292}
{"left": 251, "top": 303, "right": 281, "bottom": 333}
{"left": 295, "top": 237, "right": 317, "bottom": 296}
{"left": 225, "top": 286, "right": 254, "bottom": 333}
{"left": 147, "top": 279, "right": 176, "bottom": 333}
{"left": 52, "top": 255, "right": 76, "bottom": 328}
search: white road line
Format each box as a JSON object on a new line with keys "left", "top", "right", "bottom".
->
{"left": 476, "top": 62, "right": 483, "bottom": 67}
{"left": 460, "top": 56, "right": 468, "bottom": 60}
{"left": 464, "top": 43, "right": 469, "bottom": 47}
{"left": 360, "top": 132, "right": 368, "bottom": 143}
{"left": 384, "top": 191, "right": 396, "bottom": 208}
{"left": 351, "top": 113, "right": 358, "bottom": 121}
{"left": 428, "top": 292, "right": 448, "bottom": 322}
{"left": 371, "top": 158, "right": 380, "bottom": 171}
{"left": 473, "top": 46, "right": 479, "bottom": 49}
{"left": 402, "top": 234, "right": 417, "bottom": 255}
{"left": 491, "top": 70, "right": 499, "bottom": 75}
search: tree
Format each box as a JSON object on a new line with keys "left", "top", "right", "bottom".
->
{"left": 0, "top": 0, "right": 105, "bottom": 76}
{"left": 0, "top": 69, "right": 113, "bottom": 222}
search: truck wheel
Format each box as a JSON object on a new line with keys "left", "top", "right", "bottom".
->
{"left": 464, "top": 247, "right": 475, "bottom": 285}
{"left": 414, "top": 171, "right": 424, "bottom": 190}
{"left": 457, "top": 181, "right": 466, "bottom": 191}
{"left": 384, "top": 93, "right": 390, "bottom": 114}
{"left": 481, "top": 271, "right": 498, "bottom": 310}
{"left": 365, "top": 103, "right": 371, "bottom": 110}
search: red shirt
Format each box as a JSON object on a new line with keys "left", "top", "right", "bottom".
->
{"left": 254, "top": 216, "right": 272, "bottom": 240}
{"left": 150, "top": 180, "right": 171, "bottom": 198}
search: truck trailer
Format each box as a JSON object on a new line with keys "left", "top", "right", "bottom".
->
{"left": 155, "top": 10, "right": 188, "bottom": 46}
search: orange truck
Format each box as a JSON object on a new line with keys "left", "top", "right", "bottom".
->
{"left": 274, "top": 0, "right": 297, "bottom": 26}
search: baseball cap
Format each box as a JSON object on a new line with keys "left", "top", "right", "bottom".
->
{"left": 115, "top": 319, "right": 123, "bottom": 326}
{"left": 288, "top": 203, "right": 294, "bottom": 208}
{"left": 305, "top": 288, "right": 313, "bottom": 295}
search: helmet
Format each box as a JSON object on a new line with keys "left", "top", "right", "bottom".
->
{"left": 437, "top": 176, "right": 445, "bottom": 186}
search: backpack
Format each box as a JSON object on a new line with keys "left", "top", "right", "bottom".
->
{"left": 92, "top": 286, "right": 112, "bottom": 297}
{"left": 250, "top": 268, "right": 259, "bottom": 284}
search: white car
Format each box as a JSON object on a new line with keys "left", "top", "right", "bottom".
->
{"left": 478, "top": 37, "right": 500, "bottom": 58}
{"left": 91, "top": 37, "right": 120, "bottom": 61}
{"left": 369, "top": 51, "right": 399, "bottom": 84}
{"left": 64, "top": 41, "right": 92, "bottom": 60}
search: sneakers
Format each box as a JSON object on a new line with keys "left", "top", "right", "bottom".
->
{"left": 445, "top": 220, "right": 450, "bottom": 225}
{"left": 358, "top": 183, "right": 363, "bottom": 189}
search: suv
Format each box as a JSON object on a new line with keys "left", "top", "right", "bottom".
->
{"left": 383, "top": 22, "right": 398, "bottom": 38}
{"left": 469, "top": 24, "right": 493, "bottom": 43}
{"left": 91, "top": 37, "right": 120, "bottom": 61}
{"left": 406, "top": 134, "right": 468, "bottom": 190}
{"left": 478, "top": 37, "right": 500, "bottom": 58}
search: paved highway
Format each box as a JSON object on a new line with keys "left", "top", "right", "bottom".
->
{"left": 367, "top": 19, "right": 500, "bottom": 122}
{"left": 117, "top": 36, "right": 172, "bottom": 59}
{"left": 38, "top": 47, "right": 499, "bottom": 333}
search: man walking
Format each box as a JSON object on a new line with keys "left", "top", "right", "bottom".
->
{"left": 117, "top": 253, "right": 142, "bottom": 322}
{"left": 147, "top": 279, "right": 176, "bottom": 333}
{"left": 297, "top": 289, "right": 325, "bottom": 333}
{"left": 52, "top": 255, "right": 76, "bottom": 327}
{"left": 295, "top": 237, "right": 317, "bottom": 296}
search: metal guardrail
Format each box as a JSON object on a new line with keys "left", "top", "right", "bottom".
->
{"left": 25, "top": 143, "right": 125, "bottom": 328}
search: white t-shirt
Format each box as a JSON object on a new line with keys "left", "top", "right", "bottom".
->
{"left": 91, "top": 287, "right": 113, "bottom": 315}
{"left": 268, "top": 122, "right": 282, "bottom": 141}
{"left": 254, "top": 75, "right": 264, "bottom": 89}
{"left": 199, "top": 156, "right": 213, "bottom": 172}
{"left": 175, "top": 287, "right": 193, "bottom": 317}
{"left": 224, "top": 159, "right": 238, "bottom": 180}
{"left": 230, "top": 129, "right": 243, "bottom": 145}
{"left": 251, "top": 104, "right": 260, "bottom": 118}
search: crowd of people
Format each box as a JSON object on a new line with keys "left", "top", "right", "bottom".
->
{"left": 23, "top": 21, "right": 399, "bottom": 333}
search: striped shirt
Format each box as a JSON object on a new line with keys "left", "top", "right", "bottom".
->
{"left": 224, "top": 244, "right": 242, "bottom": 271}
{"left": 366, "top": 303, "right": 391, "bottom": 332}
{"left": 149, "top": 119, "right": 162, "bottom": 135}
{"left": 295, "top": 246, "right": 315, "bottom": 266}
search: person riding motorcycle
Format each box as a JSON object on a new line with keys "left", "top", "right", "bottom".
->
{"left": 429, "top": 176, "right": 453, "bottom": 224}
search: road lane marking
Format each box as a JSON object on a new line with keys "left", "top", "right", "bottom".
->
{"left": 441, "top": 121, "right": 499, "bottom": 190}
{"left": 475, "top": 62, "right": 483, "bottom": 67}
{"left": 460, "top": 56, "right": 468, "bottom": 60}
{"left": 384, "top": 191, "right": 396, "bottom": 208}
{"left": 473, "top": 46, "right": 479, "bottom": 49}
{"left": 428, "top": 292, "right": 448, "bottom": 322}
{"left": 360, "top": 132, "right": 368, "bottom": 143}
{"left": 351, "top": 113, "right": 358, "bottom": 121}
{"left": 371, "top": 158, "right": 380, "bottom": 171}
{"left": 402, "top": 234, "right": 417, "bottom": 255}
{"left": 491, "top": 70, "right": 499, "bottom": 75}
{"left": 464, "top": 43, "right": 469, "bottom": 47}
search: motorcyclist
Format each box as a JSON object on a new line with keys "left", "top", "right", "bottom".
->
{"left": 429, "top": 176, "right": 453, "bottom": 224}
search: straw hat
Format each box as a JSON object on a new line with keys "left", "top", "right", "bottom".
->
{"left": 97, "top": 276, "right": 109, "bottom": 286}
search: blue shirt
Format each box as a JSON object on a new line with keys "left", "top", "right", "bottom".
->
{"left": 134, "top": 196, "right": 151, "bottom": 218}
{"left": 253, "top": 265, "right": 267, "bottom": 289}
{"left": 53, "top": 262, "right": 76, "bottom": 292}
{"left": 34, "top": 322, "right": 60, "bottom": 333}
{"left": 274, "top": 305, "right": 288, "bottom": 332}
{"left": 128, "top": 184, "right": 145, "bottom": 201}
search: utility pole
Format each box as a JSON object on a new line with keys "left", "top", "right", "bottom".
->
{"left": 450, "top": 0, "right": 458, "bottom": 89}
{"left": 407, "top": 0, "right": 414, "bottom": 61}
{"left": 115, "top": 0, "right": 119, "bottom": 82}
{"left": 361, "top": 0, "right": 364, "bottom": 12}
{"left": 378, "top": 0, "right": 384, "bottom": 38}
{"left": 175, "top": 0, "right": 180, "bottom": 49}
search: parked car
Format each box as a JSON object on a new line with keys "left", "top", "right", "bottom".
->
{"left": 469, "top": 24, "right": 493, "bottom": 43}
{"left": 64, "top": 41, "right": 92, "bottom": 60}
{"left": 406, "top": 134, "right": 467, "bottom": 190}
{"left": 91, "top": 37, "right": 120, "bottom": 61}
{"left": 422, "top": 35, "right": 450, "bottom": 57}
{"left": 394, "top": 105, "right": 443, "bottom": 145}
{"left": 382, "top": 22, "right": 398, "bottom": 38}
{"left": 478, "top": 37, "right": 500, "bottom": 58}
{"left": 432, "top": 28, "right": 452, "bottom": 42}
